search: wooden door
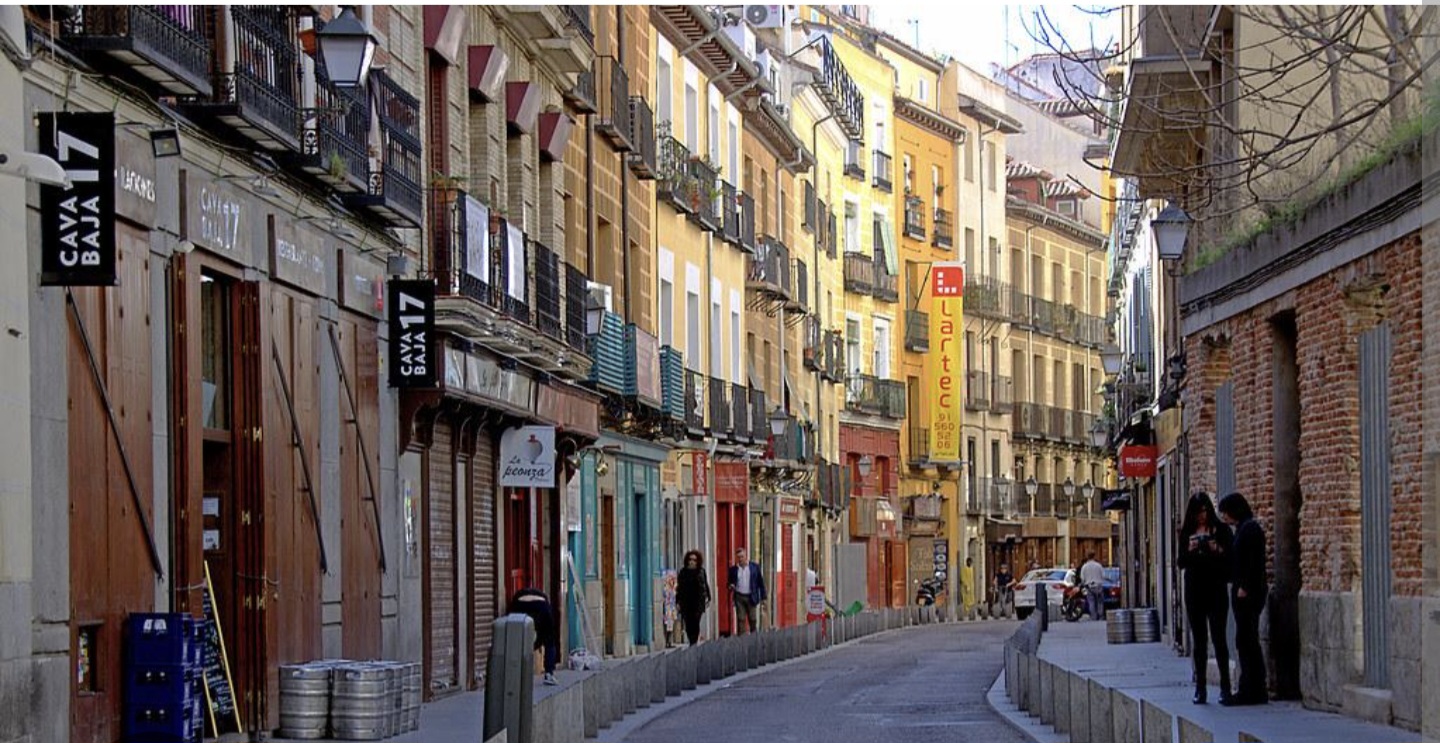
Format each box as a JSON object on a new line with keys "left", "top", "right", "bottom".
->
{"left": 426, "top": 420, "right": 458, "bottom": 694}
{"left": 600, "top": 491, "right": 615, "bottom": 654}
{"left": 887, "top": 541, "right": 908, "bottom": 608}
{"left": 336, "top": 317, "right": 382, "bottom": 660}
{"left": 779, "top": 524, "right": 797, "bottom": 627}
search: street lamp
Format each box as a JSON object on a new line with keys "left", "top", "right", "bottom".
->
{"left": 1152, "top": 203, "right": 1193, "bottom": 262}
{"left": 1100, "top": 346, "right": 1124, "bottom": 377}
{"left": 316, "top": 7, "right": 379, "bottom": 88}
{"left": 1082, "top": 481, "right": 1095, "bottom": 516}
{"left": 1090, "top": 418, "right": 1109, "bottom": 449}
{"left": 857, "top": 455, "right": 873, "bottom": 477}
{"left": 1024, "top": 475, "right": 1038, "bottom": 498}
{"left": 1062, "top": 477, "right": 1075, "bottom": 499}
{"left": 768, "top": 406, "right": 788, "bottom": 436}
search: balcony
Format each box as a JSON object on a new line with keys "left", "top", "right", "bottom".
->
{"left": 533, "top": 243, "right": 563, "bottom": 341}
{"left": 739, "top": 191, "right": 758, "bottom": 253}
{"left": 826, "top": 209, "right": 838, "bottom": 259}
{"left": 1028, "top": 296, "right": 1058, "bottom": 334}
{"left": 904, "top": 310, "right": 929, "bottom": 352}
{"left": 1014, "top": 401, "right": 1048, "bottom": 439}
{"left": 933, "top": 207, "right": 954, "bottom": 248}
{"left": 991, "top": 375, "right": 1014, "bottom": 414}
{"left": 903, "top": 196, "right": 926, "bottom": 240}
{"left": 628, "top": 97, "right": 657, "bottom": 179}
{"left": 563, "top": 63, "right": 598, "bottom": 114}
{"left": 747, "top": 387, "right": 767, "bottom": 442}
{"left": 964, "top": 275, "right": 1011, "bottom": 323}
{"left": 730, "top": 382, "right": 749, "bottom": 443}
{"left": 803, "top": 317, "right": 823, "bottom": 372}
{"left": 429, "top": 188, "right": 484, "bottom": 303}
{"left": 874, "top": 259, "right": 899, "bottom": 303}
{"left": 843, "top": 252, "right": 874, "bottom": 295}
{"left": 1069, "top": 410, "right": 1095, "bottom": 446}
{"left": 720, "top": 181, "right": 742, "bottom": 246}
{"left": 802, "top": 180, "right": 818, "bottom": 234}
{"left": 659, "top": 347, "right": 686, "bottom": 423}
{"left": 346, "top": 70, "right": 423, "bottom": 227}
{"left": 878, "top": 380, "right": 907, "bottom": 419}
{"left": 708, "top": 376, "right": 731, "bottom": 436}
{"left": 1047, "top": 405, "right": 1070, "bottom": 441}
{"left": 178, "top": 7, "right": 300, "bottom": 152}
{"left": 61, "top": 6, "right": 213, "bottom": 96}
{"left": 844, "top": 140, "right": 865, "bottom": 180}
{"left": 747, "top": 238, "right": 791, "bottom": 300}
{"left": 823, "top": 331, "right": 846, "bottom": 383}
{"left": 299, "top": 61, "right": 368, "bottom": 193}
{"left": 502, "top": 6, "right": 593, "bottom": 73}
{"left": 595, "top": 57, "right": 632, "bottom": 151}
{"left": 688, "top": 156, "right": 721, "bottom": 232}
{"left": 565, "top": 263, "right": 588, "bottom": 354}
{"left": 684, "top": 370, "right": 707, "bottom": 435}
{"left": 845, "top": 374, "right": 882, "bottom": 415}
{"left": 966, "top": 370, "right": 990, "bottom": 411}
{"left": 872, "top": 150, "right": 894, "bottom": 192}
{"left": 810, "top": 35, "right": 865, "bottom": 140}
{"left": 908, "top": 427, "right": 930, "bottom": 467}
{"left": 493, "top": 221, "right": 531, "bottom": 326}
{"left": 657, "top": 132, "right": 695, "bottom": 214}
{"left": 790, "top": 259, "right": 809, "bottom": 312}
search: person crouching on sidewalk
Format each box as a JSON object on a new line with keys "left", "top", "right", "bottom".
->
{"left": 512, "top": 588, "right": 560, "bottom": 686}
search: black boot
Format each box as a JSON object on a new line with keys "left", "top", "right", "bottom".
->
{"left": 1217, "top": 665, "right": 1233, "bottom": 704}
{"left": 1193, "top": 686, "right": 1207, "bottom": 705}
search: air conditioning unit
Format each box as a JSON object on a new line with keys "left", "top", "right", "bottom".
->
{"left": 744, "top": 4, "right": 785, "bottom": 29}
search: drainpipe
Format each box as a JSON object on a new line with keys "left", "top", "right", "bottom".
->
{"left": 618, "top": 9, "right": 631, "bottom": 320}
{"left": 810, "top": 111, "right": 834, "bottom": 594}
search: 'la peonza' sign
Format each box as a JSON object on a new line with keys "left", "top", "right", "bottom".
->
{"left": 39, "top": 112, "right": 116, "bottom": 286}
{"left": 388, "top": 279, "right": 436, "bottom": 388}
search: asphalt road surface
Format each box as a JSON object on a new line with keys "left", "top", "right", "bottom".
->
{"left": 618, "top": 621, "right": 1030, "bottom": 743}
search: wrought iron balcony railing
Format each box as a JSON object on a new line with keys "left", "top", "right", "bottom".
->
{"left": 689, "top": 157, "right": 721, "bottom": 231}
{"left": 730, "top": 382, "right": 749, "bottom": 442}
{"left": 685, "top": 369, "right": 707, "bottom": 434}
{"left": 748, "top": 387, "right": 767, "bottom": 442}
{"left": 933, "top": 207, "right": 954, "bottom": 248}
{"left": 966, "top": 370, "right": 990, "bottom": 411}
{"left": 720, "top": 181, "right": 742, "bottom": 246}
{"left": 533, "top": 242, "right": 563, "bottom": 340}
{"left": 802, "top": 180, "right": 818, "bottom": 234}
{"left": 878, "top": 380, "right": 906, "bottom": 419}
{"left": 180, "top": 6, "right": 302, "bottom": 152}
{"left": 964, "top": 275, "right": 1014, "bottom": 323}
{"left": 349, "top": 69, "right": 423, "bottom": 227}
{"left": 874, "top": 258, "right": 898, "bottom": 303}
{"left": 628, "top": 96, "right": 656, "bottom": 178}
{"left": 903, "top": 196, "right": 926, "bottom": 240}
{"left": 803, "top": 316, "right": 823, "bottom": 371}
{"left": 563, "top": 62, "right": 598, "bottom": 114}
{"left": 657, "top": 131, "right": 695, "bottom": 214}
{"left": 708, "top": 376, "right": 731, "bottom": 436}
{"left": 904, "top": 310, "right": 929, "bottom": 352}
{"left": 429, "top": 188, "right": 493, "bottom": 306}
{"left": 739, "top": 191, "right": 757, "bottom": 253}
{"left": 908, "top": 427, "right": 930, "bottom": 466}
{"left": 812, "top": 35, "right": 865, "bottom": 139}
{"left": 748, "top": 237, "right": 791, "bottom": 299}
{"left": 565, "top": 263, "right": 588, "bottom": 353}
{"left": 596, "top": 56, "right": 632, "bottom": 151}
{"left": 560, "top": 5, "right": 594, "bottom": 47}
{"left": 843, "top": 252, "right": 874, "bottom": 295}
{"left": 992, "top": 375, "right": 1014, "bottom": 414}
{"left": 845, "top": 373, "right": 882, "bottom": 414}
{"left": 61, "top": 6, "right": 213, "bottom": 96}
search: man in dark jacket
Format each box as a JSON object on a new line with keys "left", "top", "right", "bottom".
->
{"left": 1217, "top": 492, "right": 1268, "bottom": 705}
{"left": 727, "top": 548, "right": 767, "bottom": 635}
{"left": 512, "top": 588, "right": 560, "bottom": 685}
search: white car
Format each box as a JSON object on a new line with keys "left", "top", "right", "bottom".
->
{"left": 1011, "top": 568, "right": 1078, "bottom": 619}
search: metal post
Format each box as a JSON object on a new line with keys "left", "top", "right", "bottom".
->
{"left": 1037, "top": 583, "right": 1048, "bottom": 632}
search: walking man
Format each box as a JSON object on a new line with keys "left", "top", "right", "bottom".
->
{"left": 727, "top": 548, "right": 766, "bottom": 635}
{"left": 1080, "top": 552, "right": 1106, "bottom": 620}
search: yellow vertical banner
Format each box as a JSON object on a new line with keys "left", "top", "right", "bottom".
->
{"left": 927, "top": 263, "right": 965, "bottom": 461}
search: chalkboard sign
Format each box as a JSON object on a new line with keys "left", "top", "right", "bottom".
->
{"left": 202, "top": 561, "right": 243, "bottom": 737}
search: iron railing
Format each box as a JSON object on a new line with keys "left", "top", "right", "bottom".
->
{"left": 1015, "top": 401, "right": 1047, "bottom": 438}
{"left": 730, "top": 382, "right": 749, "bottom": 442}
{"left": 843, "top": 252, "right": 874, "bottom": 294}
{"left": 720, "top": 181, "right": 742, "bottom": 246}
{"left": 739, "top": 191, "right": 757, "bottom": 252}
{"left": 628, "top": 96, "right": 656, "bottom": 178}
{"left": 992, "top": 375, "right": 1014, "bottom": 414}
{"left": 564, "top": 62, "right": 598, "bottom": 114}
{"left": 933, "top": 207, "right": 954, "bottom": 248}
{"left": 533, "top": 242, "right": 563, "bottom": 340}
{"left": 62, "top": 6, "right": 214, "bottom": 95}
{"left": 685, "top": 370, "right": 707, "bottom": 433}
{"left": 966, "top": 370, "right": 990, "bottom": 411}
{"left": 803, "top": 180, "right": 817, "bottom": 233}
{"left": 364, "top": 69, "right": 424, "bottom": 224}
{"left": 904, "top": 310, "right": 929, "bottom": 352}
{"left": 494, "top": 223, "right": 531, "bottom": 324}
{"left": 596, "top": 56, "right": 632, "bottom": 151}
{"left": 845, "top": 374, "right": 882, "bottom": 414}
{"left": 305, "top": 57, "right": 369, "bottom": 191}
{"left": 657, "top": 131, "right": 694, "bottom": 213}
{"left": 749, "top": 238, "right": 791, "bottom": 298}
{"left": 565, "top": 263, "right": 588, "bottom": 353}
{"left": 689, "top": 156, "right": 720, "bottom": 231}
{"left": 872, "top": 150, "right": 893, "bottom": 192}
{"left": 708, "top": 376, "right": 731, "bottom": 435}
{"left": 793, "top": 258, "right": 809, "bottom": 310}
{"left": 224, "top": 7, "right": 302, "bottom": 147}
{"left": 874, "top": 258, "right": 898, "bottom": 303}
{"left": 812, "top": 35, "right": 864, "bottom": 139}
{"left": 903, "top": 196, "right": 926, "bottom": 240}
{"left": 429, "top": 188, "right": 491, "bottom": 305}
{"left": 748, "top": 387, "right": 768, "bottom": 441}
{"left": 560, "top": 5, "right": 594, "bottom": 47}
{"left": 844, "top": 140, "right": 865, "bottom": 179}
{"left": 878, "top": 380, "right": 906, "bottom": 419}
{"left": 803, "top": 316, "right": 823, "bottom": 371}
{"left": 826, "top": 209, "right": 838, "bottom": 258}
{"left": 908, "top": 427, "right": 930, "bottom": 466}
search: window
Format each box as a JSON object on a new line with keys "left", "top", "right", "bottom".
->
{"left": 964, "top": 137, "right": 974, "bottom": 182}
{"left": 917, "top": 78, "right": 928, "bottom": 103}
{"left": 873, "top": 317, "right": 891, "bottom": 379}
{"left": 728, "top": 119, "right": 739, "bottom": 179}
{"left": 684, "top": 83, "right": 698, "bottom": 150}
{"left": 686, "top": 290, "right": 701, "bottom": 369}
{"left": 709, "top": 92, "right": 721, "bottom": 164}
{"left": 846, "top": 318, "right": 862, "bottom": 374}
{"left": 965, "top": 331, "right": 975, "bottom": 375}
{"left": 844, "top": 200, "right": 861, "bottom": 253}
{"left": 964, "top": 228, "right": 975, "bottom": 269}
{"left": 659, "top": 278, "right": 674, "bottom": 346}
{"left": 200, "top": 272, "right": 231, "bottom": 430}
{"left": 986, "top": 141, "right": 997, "bottom": 192}
{"left": 710, "top": 289, "right": 723, "bottom": 377}
{"left": 931, "top": 165, "right": 941, "bottom": 209}
{"left": 656, "top": 56, "right": 672, "bottom": 126}
{"left": 846, "top": 139, "right": 862, "bottom": 170}
{"left": 903, "top": 154, "right": 913, "bottom": 193}
{"left": 731, "top": 304, "right": 741, "bottom": 383}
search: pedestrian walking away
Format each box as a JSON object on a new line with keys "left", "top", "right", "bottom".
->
{"left": 1218, "top": 491, "right": 1268, "bottom": 706}
{"left": 511, "top": 588, "right": 561, "bottom": 685}
{"left": 676, "top": 549, "right": 712, "bottom": 645}
{"left": 993, "top": 563, "right": 1014, "bottom": 616}
{"left": 1178, "top": 492, "right": 1235, "bottom": 704}
{"left": 727, "top": 548, "right": 766, "bottom": 635}
{"left": 1079, "top": 552, "right": 1106, "bottom": 621}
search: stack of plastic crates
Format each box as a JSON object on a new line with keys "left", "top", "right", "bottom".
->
{"left": 124, "top": 613, "right": 203, "bottom": 742}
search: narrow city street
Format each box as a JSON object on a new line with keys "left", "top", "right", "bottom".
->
{"left": 615, "top": 622, "right": 1028, "bottom": 743}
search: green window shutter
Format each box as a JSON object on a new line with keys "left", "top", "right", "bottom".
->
{"left": 880, "top": 220, "right": 899, "bottom": 275}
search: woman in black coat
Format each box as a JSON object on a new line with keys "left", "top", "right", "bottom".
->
{"left": 1218, "top": 491, "right": 1268, "bottom": 705}
{"left": 1177, "top": 492, "right": 1234, "bottom": 704}
{"left": 676, "top": 550, "right": 712, "bottom": 645}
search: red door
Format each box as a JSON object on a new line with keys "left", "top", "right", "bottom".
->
{"left": 779, "top": 524, "right": 797, "bottom": 626}
{"left": 505, "top": 488, "right": 532, "bottom": 599}
{"left": 715, "top": 503, "right": 746, "bottom": 635}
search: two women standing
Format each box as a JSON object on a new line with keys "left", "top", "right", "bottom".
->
{"left": 1178, "top": 491, "right": 1269, "bottom": 706}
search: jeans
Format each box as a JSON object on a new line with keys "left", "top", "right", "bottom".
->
{"left": 1232, "top": 588, "right": 1267, "bottom": 699}
{"left": 1086, "top": 585, "right": 1105, "bottom": 620}
{"left": 733, "top": 593, "right": 758, "bottom": 635}
{"left": 1186, "top": 586, "right": 1230, "bottom": 695}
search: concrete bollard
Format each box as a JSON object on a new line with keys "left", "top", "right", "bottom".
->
{"left": 695, "top": 642, "right": 713, "bottom": 686}
{"left": 581, "top": 674, "right": 602, "bottom": 739}
{"left": 1039, "top": 659, "right": 1056, "bottom": 725}
{"left": 483, "top": 615, "right": 536, "bottom": 743}
{"left": 651, "top": 651, "right": 668, "bottom": 704}
{"left": 664, "top": 650, "right": 683, "bottom": 697}
{"left": 1089, "top": 678, "right": 1113, "bottom": 743}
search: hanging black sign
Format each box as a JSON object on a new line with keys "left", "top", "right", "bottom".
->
{"left": 38, "top": 112, "right": 117, "bottom": 286}
{"left": 388, "top": 279, "right": 436, "bottom": 388}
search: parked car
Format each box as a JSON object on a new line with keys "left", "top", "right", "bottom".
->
{"left": 1103, "top": 567, "right": 1122, "bottom": 609}
{"left": 1012, "top": 568, "right": 1077, "bottom": 619}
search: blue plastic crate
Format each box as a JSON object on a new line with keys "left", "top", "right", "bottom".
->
{"left": 124, "top": 665, "right": 199, "bottom": 710}
{"left": 123, "top": 703, "right": 198, "bottom": 743}
{"left": 125, "top": 613, "right": 199, "bottom": 669}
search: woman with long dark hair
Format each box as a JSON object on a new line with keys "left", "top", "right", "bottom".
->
{"left": 1218, "top": 491, "right": 1268, "bottom": 705}
{"left": 1177, "top": 492, "right": 1234, "bottom": 704}
{"left": 675, "top": 550, "right": 712, "bottom": 645}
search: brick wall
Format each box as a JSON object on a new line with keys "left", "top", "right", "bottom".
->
{"left": 1182, "top": 232, "right": 1424, "bottom": 596}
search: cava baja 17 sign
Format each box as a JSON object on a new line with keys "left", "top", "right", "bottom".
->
{"left": 927, "top": 262, "right": 965, "bottom": 461}
{"left": 388, "top": 279, "right": 436, "bottom": 388}
{"left": 39, "top": 112, "right": 116, "bottom": 286}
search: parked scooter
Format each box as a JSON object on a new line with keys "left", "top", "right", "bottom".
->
{"left": 1061, "top": 584, "right": 1088, "bottom": 622}
{"left": 915, "top": 576, "right": 945, "bottom": 606}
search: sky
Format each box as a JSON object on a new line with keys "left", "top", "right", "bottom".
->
{"left": 867, "top": 4, "right": 1122, "bottom": 76}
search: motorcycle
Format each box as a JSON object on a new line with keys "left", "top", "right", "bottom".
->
{"left": 1061, "top": 584, "right": 1088, "bottom": 622}
{"left": 915, "top": 576, "right": 945, "bottom": 606}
